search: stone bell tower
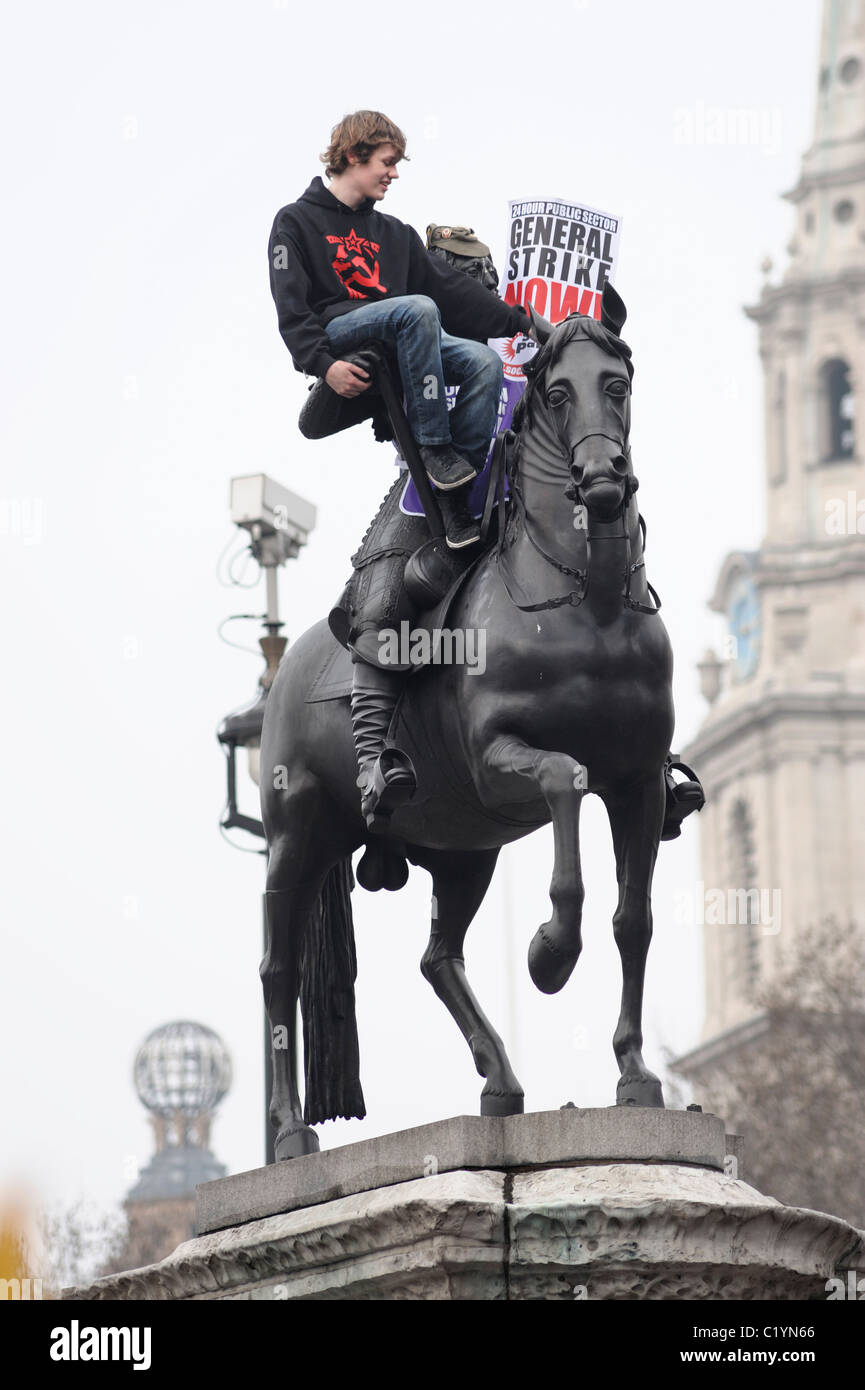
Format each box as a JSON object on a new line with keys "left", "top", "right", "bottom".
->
{"left": 679, "top": 0, "right": 865, "bottom": 1070}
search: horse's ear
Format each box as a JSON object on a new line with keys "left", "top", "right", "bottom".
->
{"left": 601, "top": 283, "right": 627, "bottom": 336}
{"left": 526, "top": 303, "right": 554, "bottom": 346}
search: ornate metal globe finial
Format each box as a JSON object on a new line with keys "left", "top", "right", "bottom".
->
{"left": 126, "top": 1022, "right": 232, "bottom": 1204}
{"left": 134, "top": 1022, "right": 232, "bottom": 1150}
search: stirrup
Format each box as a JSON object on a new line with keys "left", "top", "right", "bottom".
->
{"left": 661, "top": 755, "right": 705, "bottom": 841}
{"left": 358, "top": 748, "right": 417, "bottom": 831}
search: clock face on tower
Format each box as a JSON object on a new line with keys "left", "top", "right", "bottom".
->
{"left": 729, "top": 576, "right": 762, "bottom": 680}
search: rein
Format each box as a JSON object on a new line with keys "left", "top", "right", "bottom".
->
{"left": 482, "top": 427, "right": 661, "bottom": 617}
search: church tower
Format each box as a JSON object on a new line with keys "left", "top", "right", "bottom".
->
{"left": 679, "top": 0, "right": 865, "bottom": 1071}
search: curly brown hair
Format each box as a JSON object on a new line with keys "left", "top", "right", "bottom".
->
{"left": 320, "top": 110, "right": 409, "bottom": 178}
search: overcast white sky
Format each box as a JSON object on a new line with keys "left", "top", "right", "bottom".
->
{"left": 1, "top": 0, "right": 822, "bottom": 1241}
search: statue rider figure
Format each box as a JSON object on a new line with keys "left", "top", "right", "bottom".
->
{"left": 268, "top": 110, "right": 535, "bottom": 827}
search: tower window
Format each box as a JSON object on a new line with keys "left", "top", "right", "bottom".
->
{"left": 819, "top": 358, "right": 856, "bottom": 460}
{"left": 834, "top": 199, "right": 855, "bottom": 223}
{"left": 840, "top": 56, "right": 861, "bottom": 83}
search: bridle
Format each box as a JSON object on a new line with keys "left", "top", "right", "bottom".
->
{"left": 481, "top": 415, "right": 661, "bottom": 618}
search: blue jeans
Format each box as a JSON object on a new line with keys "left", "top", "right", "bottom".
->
{"left": 324, "top": 294, "right": 503, "bottom": 472}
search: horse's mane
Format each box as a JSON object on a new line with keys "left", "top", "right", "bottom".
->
{"left": 512, "top": 314, "right": 634, "bottom": 435}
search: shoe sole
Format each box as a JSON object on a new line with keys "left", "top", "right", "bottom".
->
{"left": 425, "top": 465, "right": 478, "bottom": 491}
{"left": 446, "top": 533, "right": 481, "bottom": 550}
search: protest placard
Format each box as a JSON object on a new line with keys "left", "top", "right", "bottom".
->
{"left": 401, "top": 196, "right": 622, "bottom": 517}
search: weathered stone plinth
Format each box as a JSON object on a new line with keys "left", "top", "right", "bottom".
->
{"left": 68, "top": 1110, "right": 864, "bottom": 1300}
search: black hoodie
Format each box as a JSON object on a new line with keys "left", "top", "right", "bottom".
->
{"left": 268, "top": 177, "right": 530, "bottom": 378}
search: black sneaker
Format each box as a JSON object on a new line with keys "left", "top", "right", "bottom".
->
{"left": 418, "top": 443, "right": 478, "bottom": 491}
{"left": 438, "top": 488, "right": 481, "bottom": 549}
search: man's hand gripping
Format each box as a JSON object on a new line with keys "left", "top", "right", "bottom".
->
{"left": 325, "top": 360, "right": 372, "bottom": 397}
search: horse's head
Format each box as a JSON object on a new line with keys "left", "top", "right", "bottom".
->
{"left": 514, "top": 286, "right": 635, "bottom": 520}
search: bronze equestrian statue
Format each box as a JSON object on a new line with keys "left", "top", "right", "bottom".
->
{"left": 258, "top": 286, "right": 704, "bottom": 1161}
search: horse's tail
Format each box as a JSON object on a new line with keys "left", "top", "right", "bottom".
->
{"left": 299, "top": 856, "right": 366, "bottom": 1125}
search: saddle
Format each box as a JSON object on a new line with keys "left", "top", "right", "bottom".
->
{"left": 327, "top": 474, "right": 486, "bottom": 672}
{"left": 301, "top": 341, "right": 497, "bottom": 669}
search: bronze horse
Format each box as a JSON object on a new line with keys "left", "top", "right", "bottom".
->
{"left": 259, "top": 298, "right": 675, "bottom": 1160}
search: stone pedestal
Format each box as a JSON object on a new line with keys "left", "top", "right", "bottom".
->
{"left": 68, "top": 1110, "right": 864, "bottom": 1300}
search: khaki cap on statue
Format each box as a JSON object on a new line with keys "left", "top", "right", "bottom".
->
{"left": 426, "top": 224, "right": 492, "bottom": 257}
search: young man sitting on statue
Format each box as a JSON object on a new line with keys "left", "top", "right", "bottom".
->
{"left": 268, "top": 109, "right": 534, "bottom": 551}
{"left": 267, "top": 110, "right": 535, "bottom": 829}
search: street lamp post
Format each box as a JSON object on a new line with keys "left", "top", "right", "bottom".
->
{"left": 216, "top": 474, "right": 316, "bottom": 1163}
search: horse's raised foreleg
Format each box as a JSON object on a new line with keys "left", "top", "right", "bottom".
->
{"left": 414, "top": 846, "right": 524, "bottom": 1116}
{"left": 483, "top": 736, "right": 585, "bottom": 994}
{"left": 601, "top": 775, "right": 665, "bottom": 1108}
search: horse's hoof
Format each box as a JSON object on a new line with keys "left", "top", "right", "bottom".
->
{"left": 274, "top": 1122, "right": 320, "bottom": 1161}
{"left": 528, "top": 925, "right": 580, "bottom": 994}
{"left": 480, "top": 1089, "right": 524, "bottom": 1117}
{"left": 616, "top": 1076, "right": 665, "bottom": 1109}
